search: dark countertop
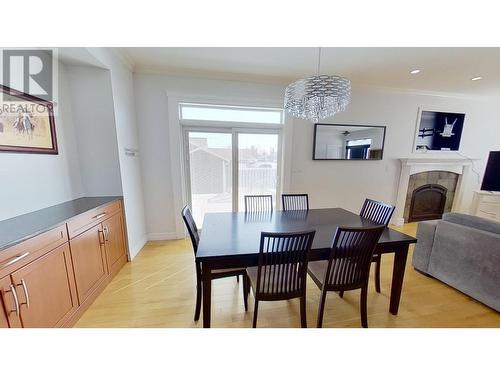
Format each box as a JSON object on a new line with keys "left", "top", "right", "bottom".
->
{"left": 0, "top": 196, "right": 123, "bottom": 252}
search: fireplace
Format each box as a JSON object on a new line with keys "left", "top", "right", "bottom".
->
{"left": 394, "top": 159, "right": 475, "bottom": 226}
{"left": 408, "top": 184, "right": 447, "bottom": 222}
{"left": 403, "top": 171, "right": 458, "bottom": 223}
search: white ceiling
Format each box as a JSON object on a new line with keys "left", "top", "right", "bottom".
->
{"left": 119, "top": 47, "right": 500, "bottom": 96}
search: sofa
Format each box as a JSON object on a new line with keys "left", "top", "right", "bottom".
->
{"left": 412, "top": 212, "right": 500, "bottom": 312}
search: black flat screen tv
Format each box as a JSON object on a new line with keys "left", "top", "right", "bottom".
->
{"left": 481, "top": 151, "right": 500, "bottom": 192}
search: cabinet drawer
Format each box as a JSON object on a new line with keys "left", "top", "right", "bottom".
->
{"left": 478, "top": 202, "right": 500, "bottom": 216}
{"left": 0, "top": 225, "right": 67, "bottom": 279}
{"left": 67, "top": 200, "right": 121, "bottom": 239}
{"left": 479, "top": 194, "right": 500, "bottom": 204}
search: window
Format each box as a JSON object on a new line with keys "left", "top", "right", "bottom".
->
{"left": 180, "top": 103, "right": 283, "bottom": 125}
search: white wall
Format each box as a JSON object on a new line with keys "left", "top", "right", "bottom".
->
{"left": 133, "top": 72, "right": 285, "bottom": 239}
{"left": 0, "top": 63, "right": 85, "bottom": 221}
{"left": 66, "top": 65, "right": 123, "bottom": 196}
{"left": 87, "top": 48, "right": 147, "bottom": 259}
{"left": 134, "top": 72, "right": 500, "bottom": 236}
{"left": 290, "top": 87, "right": 500, "bottom": 215}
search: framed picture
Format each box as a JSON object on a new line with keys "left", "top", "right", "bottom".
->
{"left": 413, "top": 107, "right": 465, "bottom": 153}
{"left": 0, "top": 84, "right": 58, "bottom": 154}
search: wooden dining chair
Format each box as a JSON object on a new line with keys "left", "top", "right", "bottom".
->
{"left": 244, "top": 195, "right": 273, "bottom": 212}
{"left": 181, "top": 205, "right": 249, "bottom": 321}
{"left": 246, "top": 230, "right": 316, "bottom": 328}
{"left": 307, "top": 225, "right": 385, "bottom": 328}
{"left": 282, "top": 193, "right": 309, "bottom": 211}
{"left": 360, "top": 199, "right": 395, "bottom": 293}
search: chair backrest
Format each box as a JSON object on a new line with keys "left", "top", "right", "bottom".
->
{"left": 255, "top": 230, "right": 316, "bottom": 298}
{"left": 282, "top": 193, "right": 309, "bottom": 211}
{"left": 181, "top": 205, "right": 199, "bottom": 254}
{"left": 244, "top": 195, "right": 273, "bottom": 212}
{"left": 360, "top": 199, "right": 395, "bottom": 226}
{"left": 323, "top": 226, "right": 385, "bottom": 290}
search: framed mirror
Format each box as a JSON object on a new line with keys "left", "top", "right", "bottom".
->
{"left": 313, "top": 123, "right": 386, "bottom": 160}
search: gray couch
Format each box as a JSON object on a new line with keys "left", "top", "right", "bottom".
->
{"left": 412, "top": 212, "right": 500, "bottom": 312}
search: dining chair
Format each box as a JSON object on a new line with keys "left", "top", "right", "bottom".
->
{"left": 246, "top": 230, "right": 316, "bottom": 328}
{"left": 244, "top": 195, "right": 273, "bottom": 212}
{"left": 360, "top": 198, "right": 395, "bottom": 293}
{"left": 282, "top": 193, "right": 309, "bottom": 211}
{"left": 307, "top": 225, "right": 385, "bottom": 328}
{"left": 181, "top": 205, "right": 249, "bottom": 321}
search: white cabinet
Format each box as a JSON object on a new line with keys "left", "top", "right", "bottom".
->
{"left": 470, "top": 191, "right": 500, "bottom": 222}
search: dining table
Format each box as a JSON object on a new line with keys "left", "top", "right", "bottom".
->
{"left": 196, "top": 207, "right": 418, "bottom": 328}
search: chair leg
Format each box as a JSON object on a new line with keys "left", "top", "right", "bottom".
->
{"left": 194, "top": 273, "right": 202, "bottom": 321}
{"left": 242, "top": 274, "right": 248, "bottom": 312}
{"left": 252, "top": 300, "right": 259, "bottom": 328}
{"left": 300, "top": 296, "right": 307, "bottom": 328}
{"left": 360, "top": 284, "right": 368, "bottom": 328}
{"left": 316, "top": 290, "right": 328, "bottom": 328}
{"left": 338, "top": 290, "right": 344, "bottom": 298}
{"left": 374, "top": 256, "right": 381, "bottom": 293}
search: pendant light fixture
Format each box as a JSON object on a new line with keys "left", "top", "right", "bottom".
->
{"left": 284, "top": 47, "right": 351, "bottom": 122}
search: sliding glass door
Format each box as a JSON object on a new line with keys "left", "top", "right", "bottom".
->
{"left": 185, "top": 129, "right": 280, "bottom": 227}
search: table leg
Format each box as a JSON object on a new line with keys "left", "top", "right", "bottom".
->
{"left": 202, "top": 262, "right": 212, "bottom": 328}
{"left": 389, "top": 244, "right": 409, "bottom": 315}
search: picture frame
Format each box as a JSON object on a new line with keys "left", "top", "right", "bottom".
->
{"left": 0, "top": 84, "right": 58, "bottom": 154}
{"left": 412, "top": 107, "right": 465, "bottom": 154}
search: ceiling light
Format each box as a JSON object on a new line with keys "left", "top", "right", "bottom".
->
{"left": 284, "top": 48, "right": 351, "bottom": 122}
{"left": 471, "top": 76, "right": 483, "bottom": 81}
{"left": 410, "top": 69, "right": 421, "bottom": 74}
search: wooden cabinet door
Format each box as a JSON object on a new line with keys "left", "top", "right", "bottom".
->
{"left": 10, "top": 243, "right": 78, "bottom": 328}
{"left": 69, "top": 224, "right": 108, "bottom": 304}
{"left": 0, "top": 275, "right": 22, "bottom": 328}
{"left": 103, "top": 212, "right": 127, "bottom": 276}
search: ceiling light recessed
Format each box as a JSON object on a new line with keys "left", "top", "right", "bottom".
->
{"left": 410, "top": 69, "right": 421, "bottom": 74}
{"left": 471, "top": 76, "right": 483, "bottom": 81}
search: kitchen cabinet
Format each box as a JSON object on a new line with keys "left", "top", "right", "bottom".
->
{"left": 0, "top": 197, "right": 128, "bottom": 328}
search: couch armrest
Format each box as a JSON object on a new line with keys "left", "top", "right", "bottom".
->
{"left": 412, "top": 220, "right": 438, "bottom": 273}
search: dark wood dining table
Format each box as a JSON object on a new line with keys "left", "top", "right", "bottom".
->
{"left": 196, "top": 208, "right": 417, "bottom": 328}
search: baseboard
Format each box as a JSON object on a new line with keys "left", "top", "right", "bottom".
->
{"left": 147, "top": 231, "right": 180, "bottom": 241}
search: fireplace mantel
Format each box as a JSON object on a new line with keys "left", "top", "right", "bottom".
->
{"left": 393, "top": 158, "right": 477, "bottom": 226}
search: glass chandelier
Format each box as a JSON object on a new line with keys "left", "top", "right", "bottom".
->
{"left": 284, "top": 48, "right": 351, "bottom": 122}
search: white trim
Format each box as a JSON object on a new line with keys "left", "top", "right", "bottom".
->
{"left": 147, "top": 232, "right": 180, "bottom": 241}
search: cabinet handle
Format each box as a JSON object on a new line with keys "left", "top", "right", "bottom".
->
{"left": 6, "top": 284, "right": 20, "bottom": 316}
{"left": 98, "top": 229, "right": 105, "bottom": 245}
{"left": 18, "top": 279, "right": 30, "bottom": 310}
{"left": 93, "top": 213, "right": 107, "bottom": 220}
{"left": 0, "top": 252, "right": 30, "bottom": 270}
{"left": 103, "top": 226, "right": 110, "bottom": 241}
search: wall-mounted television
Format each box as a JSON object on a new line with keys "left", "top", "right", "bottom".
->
{"left": 313, "top": 123, "right": 386, "bottom": 160}
{"left": 481, "top": 151, "right": 500, "bottom": 192}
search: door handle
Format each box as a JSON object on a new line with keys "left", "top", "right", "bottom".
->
{"left": 103, "top": 226, "right": 110, "bottom": 241}
{"left": 6, "top": 284, "right": 20, "bottom": 316}
{"left": 17, "top": 279, "right": 30, "bottom": 309}
{"left": 98, "top": 229, "right": 105, "bottom": 245}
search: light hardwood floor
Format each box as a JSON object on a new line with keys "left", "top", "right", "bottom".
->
{"left": 75, "top": 223, "right": 500, "bottom": 328}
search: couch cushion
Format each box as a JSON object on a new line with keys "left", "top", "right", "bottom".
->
{"left": 442, "top": 212, "right": 500, "bottom": 235}
{"left": 428, "top": 220, "right": 500, "bottom": 312}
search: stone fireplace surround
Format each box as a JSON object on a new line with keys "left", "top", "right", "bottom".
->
{"left": 394, "top": 158, "right": 474, "bottom": 226}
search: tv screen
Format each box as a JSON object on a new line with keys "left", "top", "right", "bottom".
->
{"left": 481, "top": 151, "right": 500, "bottom": 192}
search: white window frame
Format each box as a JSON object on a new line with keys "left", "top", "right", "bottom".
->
{"left": 166, "top": 93, "right": 293, "bottom": 238}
